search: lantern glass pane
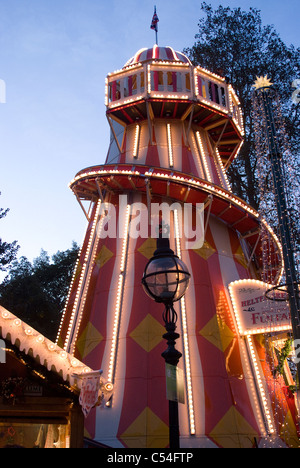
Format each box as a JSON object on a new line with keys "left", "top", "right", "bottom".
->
{"left": 143, "top": 256, "right": 190, "bottom": 303}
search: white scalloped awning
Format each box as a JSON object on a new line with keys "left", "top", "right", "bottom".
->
{"left": 0, "top": 305, "right": 94, "bottom": 389}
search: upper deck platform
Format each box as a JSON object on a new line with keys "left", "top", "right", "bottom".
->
{"left": 105, "top": 46, "right": 244, "bottom": 166}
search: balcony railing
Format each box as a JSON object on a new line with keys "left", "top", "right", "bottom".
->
{"left": 105, "top": 62, "right": 243, "bottom": 133}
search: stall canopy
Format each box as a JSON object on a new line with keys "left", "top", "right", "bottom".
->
{"left": 0, "top": 306, "right": 105, "bottom": 448}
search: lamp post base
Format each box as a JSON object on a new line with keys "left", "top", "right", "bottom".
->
{"left": 161, "top": 317, "right": 182, "bottom": 449}
{"left": 169, "top": 400, "right": 180, "bottom": 450}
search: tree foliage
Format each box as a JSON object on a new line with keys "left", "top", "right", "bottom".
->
{"left": 184, "top": 3, "right": 300, "bottom": 209}
{"left": 0, "top": 193, "right": 19, "bottom": 271}
{"left": 0, "top": 242, "right": 79, "bottom": 341}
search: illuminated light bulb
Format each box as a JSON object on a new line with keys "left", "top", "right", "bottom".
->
{"left": 1, "top": 311, "right": 11, "bottom": 319}
{"left": 48, "top": 343, "right": 56, "bottom": 351}
{"left": 104, "top": 382, "right": 114, "bottom": 392}
{"left": 71, "top": 358, "right": 80, "bottom": 367}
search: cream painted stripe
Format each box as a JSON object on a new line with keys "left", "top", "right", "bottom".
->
{"left": 189, "top": 131, "right": 205, "bottom": 179}
{"left": 174, "top": 209, "right": 196, "bottom": 435}
{"left": 172, "top": 211, "right": 206, "bottom": 438}
{"left": 133, "top": 124, "right": 140, "bottom": 159}
{"left": 167, "top": 123, "right": 174, "bottom": 167}
{"left": 196, "top": 130, "right": 212, "bottom": 182}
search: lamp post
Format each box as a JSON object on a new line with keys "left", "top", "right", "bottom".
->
{"left": 254, "top": 83, "right": 300, "bottom": 382}
{"left": 142, "top": 227, "right": 190, "bottom": 449}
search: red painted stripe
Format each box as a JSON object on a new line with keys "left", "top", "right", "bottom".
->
{"left": 146, "top": 48, "right": 153, "bottom": 61}
{"left": 166, "top": 47, "right": 174, "bottom": 61}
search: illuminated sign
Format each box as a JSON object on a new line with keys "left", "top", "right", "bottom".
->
{"left": 228, "top": 279, "right": 291, "bottom": 336}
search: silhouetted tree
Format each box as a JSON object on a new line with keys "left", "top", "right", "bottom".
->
{"left": 184, "top": 3, "right": 300, "bottom": 209}
{"left": 0, "top": 243, "right": 79, "bottom": 341}
{"left": 0, "top": 192, "right": 19, "bottom": 271}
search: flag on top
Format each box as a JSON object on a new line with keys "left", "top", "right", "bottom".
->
{"left": 150, "top": 6, "right": 159, "bottom": 32}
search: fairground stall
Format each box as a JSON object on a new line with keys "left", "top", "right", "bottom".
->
{"left": 0, "top": 306, "right": 112, "bottom": 448}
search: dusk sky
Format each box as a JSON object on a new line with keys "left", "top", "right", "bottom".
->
{"left": 0, "top": 0, "right": 299, "bottom": 275}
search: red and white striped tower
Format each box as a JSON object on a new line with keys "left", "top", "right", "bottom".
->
{"left": 56, "top": 46, "right": 299, "bottom": 448}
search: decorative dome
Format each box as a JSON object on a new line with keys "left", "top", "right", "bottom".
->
{"left": 124, "top": 45, "right": 192, "bottom": 68}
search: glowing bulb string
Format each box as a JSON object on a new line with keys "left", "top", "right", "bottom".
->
{"left": 107, "top": 203, "right": 131, "bottom": 385}
{"left": 253, "top": 86, "right": 300, "bottom": 439}
{"left": 253, "top": 89, "right": 299, "bottom": 314}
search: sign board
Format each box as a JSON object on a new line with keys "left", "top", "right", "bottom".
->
{"left": 166, "top": 364, "right": 185, "bottom": 404}
{"left": 24, "top": 384, "right": 43, "bottom": 396}
{"left": 79, "top": 375, "right": 100, "bottom": 418}
{"left": 0, "top": 339, "right": 6, "bottom": 364}
{"left": 228, "top": 279, "right": 291, "bottom": 336}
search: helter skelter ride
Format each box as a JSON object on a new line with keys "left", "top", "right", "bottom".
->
{"left": 56, "top": 46, "right": 300, "bottom": 448}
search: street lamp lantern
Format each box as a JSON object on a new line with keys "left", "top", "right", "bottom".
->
{"left": 142, "top": 237, "right": 190, "bottom": 306}
{"left": 142, "top": 230, "right": 190, "bottom": 449}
